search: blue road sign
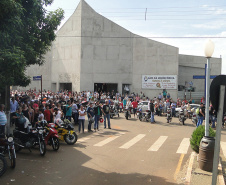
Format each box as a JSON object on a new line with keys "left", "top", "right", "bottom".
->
{"left": 193, "top": 64, "right": 218, "bottom": 98}
{"left": 33, "top": 76, "right": 42, "bottom": 81}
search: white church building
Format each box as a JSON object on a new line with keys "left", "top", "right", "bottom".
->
{"left": 21, "top": 0, "right": 222, "bottom": 101}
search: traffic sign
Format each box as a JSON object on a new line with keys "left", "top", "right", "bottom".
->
{"left": 189, "top": 81, "right": 193, "bottom": 87}
{"left": 210, "top": 75, "right": 226, "bottom": 112}
{"left": 33, "top": 76, "right": 42, "bottom": 81}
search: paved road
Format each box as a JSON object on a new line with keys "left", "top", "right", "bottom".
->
{"left": 1, "top": 115, "right": 226, "bottom": 185}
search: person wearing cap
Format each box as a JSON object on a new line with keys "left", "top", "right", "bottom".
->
{"left": 102, "top": 100, "right": 111, "bottom": 129}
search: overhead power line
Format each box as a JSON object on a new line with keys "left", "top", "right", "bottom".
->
{"left": 56, "top": 35, "right": 226, "bottom": 39}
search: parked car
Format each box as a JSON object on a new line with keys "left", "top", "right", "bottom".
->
{"left": 137, "top": 101, "right": 149, "bottom": 112}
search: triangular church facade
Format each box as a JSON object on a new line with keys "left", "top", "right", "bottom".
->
{"left": 22, "top": 0, "right": 221, "bottom": 101}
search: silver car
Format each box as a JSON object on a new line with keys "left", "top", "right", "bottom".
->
{"left": 137, "top": 101, "right": 149, "bottom": 112}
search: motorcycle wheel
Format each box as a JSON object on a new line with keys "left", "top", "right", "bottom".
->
{"left": 110, "top": 114, "right": 113, "bottom": 119}
{"left": 52, "top": 137, "right": 60, "bottom": 151}
{"left": 167, "top": 119, "right": 169, "bottom": 123}
{"left": 0, "top": 155, "right": 7, "bottom": 177}
{"left": 14, "top": 138, "right": 22, "bottom": 153}
{"left": 9, "top": 149, "right": 16, "bottom": 168}
{"left": 182, "top": 119, "right": 185, "bottom": 125}
{"left": 65, "top": 133, "right": 78, "bottom": 145}
{"left": 126, "top": 112, "right": 128, "bottom": 120}
{"left": 39, "top": 141, "right": 46, "bottom": 156}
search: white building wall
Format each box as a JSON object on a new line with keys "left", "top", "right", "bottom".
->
{"left": 16, "top": 0, "right": 222, "bottom": 99}
{"left": 178, "top": 54, "right": 222, "bottom": 93}
{"left": 132, "top": 36, "right": 179, "bottom": 101}
{"left": 80, "top": 0, "right": 133, "bottom": 92}
{"left": 51, "top": 2, "right": 82, "bottom": 92}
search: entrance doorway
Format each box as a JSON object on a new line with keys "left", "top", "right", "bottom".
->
{"left": 122, "top": 84, "right": 130, "bottom": 95}
{"left": 94, "top": 83, "right": 118, "bottom": 93}
{"left": 51, "top": 83, "right": 56, "bottom": 92}
{"left": 59, "top": 83, "right": 72, "bottom": 92}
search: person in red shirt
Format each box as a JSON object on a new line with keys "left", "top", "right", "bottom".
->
{"left": 131, "top": 100, "right": 138, "bottom": 118}
{"left": 44, "top": 105, "right": 52, "bottom": 123}
{"left": 33, "top": 100, "right": 39, "bottom": 110}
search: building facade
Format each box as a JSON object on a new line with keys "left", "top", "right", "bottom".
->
{"left": 19, "top": 0, "right": 221, "bottom": 101}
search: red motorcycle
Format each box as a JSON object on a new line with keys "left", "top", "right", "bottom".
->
{"left": 44, "top": 123, "right": 60, "bottom": 151}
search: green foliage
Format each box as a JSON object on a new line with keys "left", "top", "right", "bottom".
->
{"left": 190, "top": 126, "right": 216, "bottom": 153}
{"left": 0, "top": 0, "right": 64, "bottom": 90}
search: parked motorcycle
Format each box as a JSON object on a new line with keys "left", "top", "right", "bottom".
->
{"left": 0, "top": 153, "right": 7, "bottom": 177}
{"left": 13, "top": 126, "right": 46, "bottom": 156}
{"left": 145, "top": 110, "right": 151, "bottom": 122}
{"left": 109, "top": 105, "right": 119, "bottom": 118}
{"left": 44, "top": 123, "right": 60, "bottom": 151}
{"left": 179, "top": 109, "right": 186, "bottom": 125}
{"left": 166, "top": 107, "right": 172, "bottom": 123}
{"left": 0, "top": 135, "right": 16, "bottom": 169}
{"left": 55, "top": 119, "right": 77, "bottom": 145}
{"left": 124, "top": 109, "right": 131, "bottom": 120}
{"left": 137, "top": 108, "right": 142, "bottom": 120}
{"left": 192, "top": 113, "right": 197, "bottom": 125}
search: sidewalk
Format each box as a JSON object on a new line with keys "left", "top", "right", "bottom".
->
{"left": 177, "top": 152, "right": 226, "bottom": 185}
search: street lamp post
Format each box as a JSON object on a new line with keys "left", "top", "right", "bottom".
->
{"left": 204, "top": 40, "right": 215, "bottom": 136}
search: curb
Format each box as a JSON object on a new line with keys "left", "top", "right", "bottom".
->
{"left": 185, "top": 152, "right": 225, "bottom": 185}
{"left": 185, "top": 152, "right": 196, "bottom": 184}
{"left": 218, "top": 159, "right": 225, "bottom": 185}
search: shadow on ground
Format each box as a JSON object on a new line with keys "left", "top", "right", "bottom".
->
{"left": 0, "top": 144, "right": 181, "bottom": 185}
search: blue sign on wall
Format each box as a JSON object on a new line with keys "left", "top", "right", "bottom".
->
{"left": 33, "top": 76, "right": 42, "bottom": 81}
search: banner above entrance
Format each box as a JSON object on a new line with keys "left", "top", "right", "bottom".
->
{"left": 142, "top": 75, "right": 177, "bottom": 89}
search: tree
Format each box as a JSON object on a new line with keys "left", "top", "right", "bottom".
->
{"left": 0, "top": 0, "right": 64, "bottom": 93}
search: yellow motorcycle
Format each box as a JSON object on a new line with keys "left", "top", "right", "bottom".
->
{"left": 54, "top": 119, "right": 77, "bottom": 145}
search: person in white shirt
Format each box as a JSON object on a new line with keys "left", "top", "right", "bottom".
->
{"left": 126, "top": 99, "right": 132, "bottom": 113}
{"left": 53, "top": 108, "right": 62, "bottom": 122}
{"left": 38, "top": 109, "right": 44, "bottom": 121}
{"left": 78, "top": 105, "right": 86, "bottom": 133}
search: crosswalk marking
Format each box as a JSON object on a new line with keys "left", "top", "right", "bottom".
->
{"left": 119, "top": 134, "right": 146, "bottom": 149}
{"left": 221, "top": 142, "right": 226, "bottom": 157}
{"left": 147, "top": 136, "right": 168, "bottom": 151}
{"left": 176, "top": 138, "right": 190, "bottom": 154}
{"left": 94, "top": 136, "right": 120, "bottom": 147}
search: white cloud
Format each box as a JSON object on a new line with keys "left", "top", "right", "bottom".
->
{"left": 192, "top": 21, "right": 226, "bottom": 29}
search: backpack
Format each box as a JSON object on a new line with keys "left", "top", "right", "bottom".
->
{"left": 196, "top": 107, "right": 200, "bottom": 115}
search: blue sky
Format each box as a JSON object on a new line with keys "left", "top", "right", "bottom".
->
{"left": 46, "top": 0, "right": 226, "bottom": 74}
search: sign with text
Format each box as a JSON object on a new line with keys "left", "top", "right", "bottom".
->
{"left": 142, "top": 75, "right": 177, "bottom": 89}
{"left": 33, "top": 76, "right": 42, "bottom": 81}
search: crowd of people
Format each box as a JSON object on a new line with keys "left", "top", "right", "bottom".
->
{"left": 0, "top": 88, "right": 220, "bottom": 136}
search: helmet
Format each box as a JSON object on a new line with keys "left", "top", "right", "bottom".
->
{"left": 99, "top": 117, "right": 103, "bottom": 123}
{"left": 89, "top": 118, "right": 94, "bottom": 123}
{"left": 39, "top": 120, "right": 47, "bottom": 127}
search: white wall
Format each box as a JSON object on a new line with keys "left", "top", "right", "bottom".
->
{"left": 178, "top": 54, "right": 222, "bottom": 93}
{"left": 80, "top": 0, "right": 133, "bottom": 92}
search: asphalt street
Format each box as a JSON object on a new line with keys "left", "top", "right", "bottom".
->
{"left": 1, "top": 114, "right": 226, "bottom": 185}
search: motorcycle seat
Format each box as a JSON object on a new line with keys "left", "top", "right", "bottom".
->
{"left": 13, "top": 129, "right": 30, "bottom": 136}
